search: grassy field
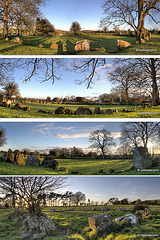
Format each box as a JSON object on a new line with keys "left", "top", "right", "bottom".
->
{"left": 0, "top": 205, "right": 160, "bottom": 239}
{"left": 0, "top": 34, "right": 160, "bottom": 55}
{"left": 1, "top": 102, "right": 160, "bottom": 118}
{"left": 0, "top": 158, "right": 160, "bottom": 175}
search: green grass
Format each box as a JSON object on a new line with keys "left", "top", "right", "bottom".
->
{"left": 0, "top": 158, "right": 160, "bottom": 175}
{"left": 1, "top": 102, "right": 160, "bottom": 118}
{"left": 0, "top": 205, "right": 160, "bottom": 239}
{"left": 0, "top": 34, "right": 160, "bottom": 55}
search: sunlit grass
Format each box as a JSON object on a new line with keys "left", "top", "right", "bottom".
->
{"left": 0, "top": 34, "right": 160, "bottom": 55}
{"left": 0, "top": 103, "right": 160, "bottom": 118}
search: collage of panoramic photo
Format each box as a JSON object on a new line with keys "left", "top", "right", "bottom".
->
{"left": 0, "top": 0, "right": 160, "bottom": 240}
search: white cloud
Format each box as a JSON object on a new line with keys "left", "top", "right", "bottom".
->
{"left": 111, "top": 132, "right": 121, "bottom": 139}
{"left": 51, "top": 133, "right": 90, "bottom": 139}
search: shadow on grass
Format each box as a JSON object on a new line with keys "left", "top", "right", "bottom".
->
{"left": 0, "top": 44, "right": 19, "bottom": 54}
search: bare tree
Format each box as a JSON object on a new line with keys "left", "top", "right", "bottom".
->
{"left": 89, "top": 129, "right": 115, "bottom": 159}
{"left": 0, "top": 177, "right": 66, "bottom": 214}
{"left": 0, "top": 0, "right": 45, "bottom": 38}
{"left": 120, "top": 122, "right": 160, "bottom": 149}
{"left": 71, "top": 192, "right": 86, "bottom": 206}
{"left": 101, "top": 0, "right": 160, "bottom": 42}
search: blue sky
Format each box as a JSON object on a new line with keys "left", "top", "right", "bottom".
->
{"left": 41, "top": 0, "right": 160, "bottom": 31}
{"left": 59, "top": 177, "right": 160, "bottom": 202}
{"left": 11, "top": 59, "right": 112, "bottom": 99}
{"left": 0, "top": 122, "right": 121, "bottom": 152}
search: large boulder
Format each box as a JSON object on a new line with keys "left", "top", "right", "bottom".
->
{"left": 74, "top": 107, "right": 92, "bottom": 115}
{"left": 115, "top": 214, "right": 139, "bottom": 227}
{"left": 22, "top": 213, "right": 56, "bottom": 240}
{"left": 25, "top": 155, "right": 40, "bottom": 166}
{"left": 133, "top": 147, "right": 152, "bottom": 169}
{"left": 13, "top": 102, "right": 23, "bottom": 110}
{"left": 116, "top": 207, "right": 127, "bottom": 211}
{"left": 117, "top": 40, "right": 131, "bottom": 49}
{"left": 88, "top": 214, "right": 113, "bottom": 233}
{"left": 54, "top": 107, "right": 73, "bottom": 115}
{"left": 75, "top": 40, "right": 90, "bottom": 52}
{"left": 94, "top": 107, "right": 104, "bottom": 114}
{"left": 11, "top": 37, "right": 21, "bottom": 43}
{"left": 41, "top": 156, "right": 58, "bottom": 170}
{"left": 106, "top": 109, "right": 114, "bottom": 115}
{"left": 14, "top": 151, "right": 24, "bottom": 165}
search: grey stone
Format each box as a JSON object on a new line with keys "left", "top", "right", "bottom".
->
{"left": 22, "top": 213, "right": 56, "bottom": 239}
{"left": 41, "top": 156, "right": 58, "bottom": 170}
{"left": 55, "top": 107, "right": 73, "bottom": 115}
{"left": 102, "top": 207, "right": 110, "bottom": 211}
{"left": 59, "top": 167, "right": 68, "bottom": 173}
{"left": 116, "top": 207, "right": 127, "bottom": 211}
{"left": 49, "top": 208, "right": 56, "bottom": 212}
{"left": 133, "top": 147, "right": 152, "bottom": 169}
{"left": 88, "top": 214, "right": 113, "bottom": 233}
{"left": 115, "top": 214, "right": 139, "bottom": 227}
{"left": 25, "top": 155, "right": 40, "bottom": 166}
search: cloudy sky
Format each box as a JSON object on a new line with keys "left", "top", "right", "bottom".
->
{"left": 0, "top": 122, "right": 122, "bottom": 152}
{"left": 57, "top": 177, "right": 160, "bottom": 202}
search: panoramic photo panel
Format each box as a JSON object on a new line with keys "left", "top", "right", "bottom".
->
{"left": 0, "top": 0, "right": 160, "bottom": 55}
{"left": 0, "top": 121, "right": 160, "bottom": 175}
{"left": 0, "top": 176, "right": 160, "bottom": 239}
{"left": 0, "top": 58, "right": 160, "bottom": 118}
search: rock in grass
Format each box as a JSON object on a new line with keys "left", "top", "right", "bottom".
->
{"left": 11, "top": 37, "right": 21, "bottom": 43}
{"left": 13, "top": 102, "right": 23, "bottom": 110}
{"left": 55, "top": 107, "right": 73, "bottom": 115}
{"left": 106, "top": 109, "right": 114, "bottom": 114}
{"left": 94, "top": 107, "right": 104, "bottom": 114}
{"left": 88, "top": 214, "right": 113, "bottom": 233}
{"left": 23, "top": 106, "right": 30, "bottom": 111}
{"left": 38, "top": 43, "right": 44, "bottom": 48}
{"left": 41, "top": 156, "right": 58, "bottom": 170}
{"left": 74, "top": 107, "right": 92, "bottom": 115}
{"left": 75, "top": 40, "right": 90, "bottom": 52}
{"left": 115, "top": 214, "right": 139, "bottom": 227}
{"left": 117, "top": 40, "right": 131, "bottom": 49}
{"left": 25, "top": 155, "right": 40, "bottom": 166}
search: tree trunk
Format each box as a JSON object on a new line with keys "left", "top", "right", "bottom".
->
{"left": 2, "top": 0, "right": 9, "bottom": 38}
{"left": 150, "top": 59, "right": 159, "bottom": 106}
{"left": 136, "top": 0, "right": 148, "bottom": 43}
{"left": 101, "top": 148, "right": 105, "bottom": 159}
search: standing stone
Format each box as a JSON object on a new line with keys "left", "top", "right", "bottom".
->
{"left": 14, "top": 151, "right": 24, "bottom": 165}
{"left": 6, "top": 149, "right": 14, "bottom": 163}
{"left": 75, "top": 40, "right": 90, "bottom": 52}
{"left": 133, "top": 147, "right": 152, "bottom": 169}
{"left": 41, "top": 156, "right": 58, "bottom": 170}
{"left": 88, "top": 214, "right": 113, "bottom": 233}
{"left": 25, "top": 155, "right": 40, "bottom": 166}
